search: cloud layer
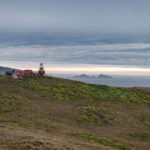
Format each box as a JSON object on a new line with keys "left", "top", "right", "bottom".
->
{"left": 0, "top": 43, "right": 150, "bottom": 68}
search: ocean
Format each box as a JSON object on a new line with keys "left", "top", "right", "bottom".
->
{"left": 53, "top": 75, "right": 150, "bottom": 87}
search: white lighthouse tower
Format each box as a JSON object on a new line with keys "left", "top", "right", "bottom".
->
{"left": 38, "top": 62, "right": 45, "bottom": 76}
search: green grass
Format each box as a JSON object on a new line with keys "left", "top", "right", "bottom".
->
{"left": 10, "top": 77, "right": 150, "bottom": 106}
{"left": 129, "top": 132, "right": 150, "bottom": 141}
{"left": 136, "top": 114, "right": 150, "bottom": 128}
{"left": 88, "top": 84, "right": 150, "bottom": 105}
{"left": 0, "top": 140, "right": 59, "bottom": 150}
{"left": 70, "top": 132, "right": 136, "bottom": 150}
{"left": 73, "top": 105, "right": 114, "bottom": 124}
{"left": 0, "top": 98, "right": 21, "bottom": 113}
{"left": 0, "top": 117, "right": 5, "bottom": 122}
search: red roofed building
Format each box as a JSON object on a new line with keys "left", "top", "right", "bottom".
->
{"left": 12, "top": 71, "right": 24, "bottom": 79}
{"left": 24, "top": 70, "right": 33, "bottom": 77}
{"left": 12, "top": 63, "right": 45, "bottom": 79}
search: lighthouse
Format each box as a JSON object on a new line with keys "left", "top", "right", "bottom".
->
{"left": 38, "top": 62, "right": 45, "bottom": 76}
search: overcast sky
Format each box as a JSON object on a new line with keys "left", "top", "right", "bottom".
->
{"left": 0, "top": 0, "right": 150, "bottom": 75}
{"left": 0, "top": 0, "right": 150, "bottom": 35}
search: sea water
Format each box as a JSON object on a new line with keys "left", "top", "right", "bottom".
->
{"left": 53, "top": 75, "right": 150, "bottom": 87}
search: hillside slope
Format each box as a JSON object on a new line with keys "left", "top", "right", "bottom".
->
{"left": 0, "top": 76, "right": 150, "bottom": 150}
{"left": 0, "top": 66, "right": 20, "bottom": 74}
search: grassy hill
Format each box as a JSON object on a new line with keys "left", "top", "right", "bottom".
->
{"left": 0, "top": 75, "right": 150, "bottom": 150}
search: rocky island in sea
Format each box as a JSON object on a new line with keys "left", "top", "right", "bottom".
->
{"left": 74, "top": 74, "right": 112, "bottom": 79}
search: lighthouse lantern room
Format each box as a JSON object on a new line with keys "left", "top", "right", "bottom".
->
{"left": 38, "top": 63, "right": 45, "bottom": 76}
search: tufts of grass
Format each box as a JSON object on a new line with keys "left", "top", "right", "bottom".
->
{"left": 35, "top": 121, "right": 57, "bottom": 132}
{"left": 0, "top": 99, "right": 21, "bottom": 113}
{"left": 136, "top": 114, "right": 150, "bottom": 128}
{"left": 88, "top": 84, "right": 150, "bottom": 105}
{"left": 0, "top": 140, "right": 58, "bottom": 150}
{"left": 73, "top": 105, "right": 114, "bottom": 124}
{"left": 0, "top": 117, "right": 5, "bottom": 122}
{"left": 9, "top": 122, "right": 24, "bottom": 128}
{"left": 70, "top": 132, "right": 136, "bottom": 150}
{"left": 63, "top": 145, "right": 75, "bottom": 150}
{"left": 8, "top": 77, "right": 150, "bottom": 106}
{"left": 17, "top": 78, "right": 51, "bottom": 90}
{"left": 49, "top": 83, "right": 97, "bottom": 102}
{"left": 129, "top": 132, "right": 150, "bottom": 141}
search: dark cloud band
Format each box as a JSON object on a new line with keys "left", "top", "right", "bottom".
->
{"left": 0, "top": 43, "right": 150, "bottom": 67}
